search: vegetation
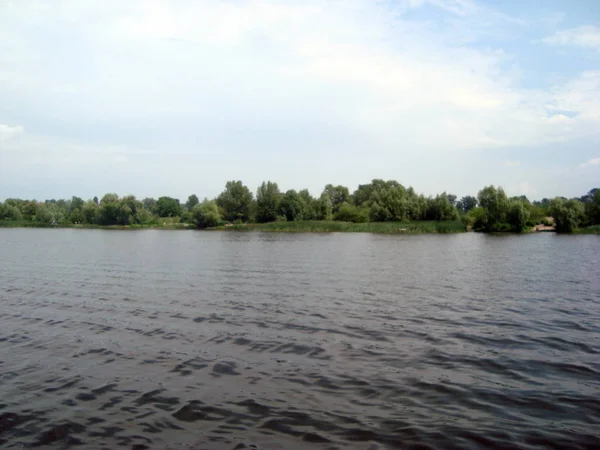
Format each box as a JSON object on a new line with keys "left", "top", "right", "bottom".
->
{"left": 1, "top": 182, "right": 599, "bottom": 234}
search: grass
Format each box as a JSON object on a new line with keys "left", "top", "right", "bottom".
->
{"left": 574, "top": 225, "right": 600, "bottom": 234}
{"left": 0, "top": 217, "right": 192, "bottom": 230}
{"left": 214, "top": 220, "right": 466, "bottom": 234}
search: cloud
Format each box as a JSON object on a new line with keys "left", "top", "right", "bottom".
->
{"left": 503, "top": 160, "right": 520, "bottom": 167}
{"left": 0, "top": 124, "right": 24, "bottom": 142}
{"left": 580, "top": 157, "right": 600, "bottom": 168}
{"left": 540, "top": 25, "right": 600, "bottom": 52}
{"left": 0, "top": 0, "right": 599, "bottom": 200}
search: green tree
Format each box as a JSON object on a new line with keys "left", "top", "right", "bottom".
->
{"left": 583, "top": 189, "right": 600, "bottom": 225}
{"left": 0, "top": 203, "right": 23, "bottom": 221}
{"left": 456, "top": 196, "right": 477, "bottom": 214}
{"left": 322, "top": 184, "right": 350, "bottom": 213}
{"left": 142, "top": 198, "right": 157, "bottom": 213}
{"left": 314, "top": 193, "right": 333, "bottom": 220}
{"left": 256, "top": 181, "right": 281, "bottom": 223}
{"left": 507, "top": 200, "right": 530, "bottom": 233}
{"left": 185, "top": 194, "right": 199, "bottom": 210}
{"left": 477, "top": 186, "right": 509, "bottom": 231}
{"left": 278, "top": 190, "right": 305, "bottom": 221}
{"left": 425, "top": 193, "right": 458, "bottom": 221}
{"left": 549, "top": 198, "right": 584, "bottom": 233}
{"left": 192, "top": 200, "right": 222, "bottom": 228}
{"left": 155, "top": 196, "right": 182, "bottom": 217}
{"left": 217, "top": 181, "right": 253, "bottom": 223}
{"left": 82, "top": 200, "right": 99, "bottom": 224}
{"left": 71, "top": 196, "right": 84, "bottom": 212}
{"left": 35, "top": 202, "right": 65, "bottom": 224}
{"left": 69, "top": 208, "right": 84, "bottom": 223}
{"left": 335, "top": 203, "right": 369, "bottom": 223}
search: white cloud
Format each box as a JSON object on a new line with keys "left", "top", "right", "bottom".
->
{"left": 503, "top": 160, "right": 520, "bottom": 167}
{"left": 0, "top": 0, "right": 599, "bottom": 200}
{"left": 580, "top": 157, "right": 600, "bottom": 167}
{"left": 0, "top": 124, "right": 24, "bottom": 142}
{"left": 540, "top": 25, "right": 600, "bottom": 52}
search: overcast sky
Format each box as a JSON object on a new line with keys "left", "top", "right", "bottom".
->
{"left": 1, "top": 0, "right": 599, "bottom": 202}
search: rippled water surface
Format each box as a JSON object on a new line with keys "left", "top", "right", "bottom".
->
{"left": 1, "top": 229, "right": 599, "bottom": 449}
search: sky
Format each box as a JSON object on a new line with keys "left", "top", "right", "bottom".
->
{"left": 1, "top": 0, "right": 599, "bottom": 202}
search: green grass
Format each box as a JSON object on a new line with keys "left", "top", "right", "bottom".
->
{"left": 214, "top": 220, "right": 466, "bottom": 234}
{"left": 574, "top": 225, "right": 600, "bottom": 234}
{"left": 0, "top": 218, "right": 192, "bottom": 230}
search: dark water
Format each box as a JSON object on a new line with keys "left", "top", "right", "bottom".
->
{"left": 1, "top": 229, "right": 599, "bottom": 450}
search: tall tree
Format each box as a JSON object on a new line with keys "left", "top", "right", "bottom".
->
{"left": 322, "top": 184, "right": 350, "bottom": 213}
{"left": 256, "top": 181, "right": 281, "bottom": 223}
{"left": 216, "top": 181, "right": 253, "bottom": 222}
{"left": 279, "top": 190, "right": 305, "bottom": 221}
{"left": 477, "top": 186, "right": 509, "bottom": 231}
{"left": 185, "top": 194, "right": 199, "bottom": 210}
{"left": 549, "top": 198, "right": 584, "bottom": 233}
{"left": 155, "top": 196, "right": 182, "bottom": 217}
{"left": 456, "top": 196, "right": 477, "bottom": 214}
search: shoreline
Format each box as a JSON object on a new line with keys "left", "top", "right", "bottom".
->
{"left": 2, "top": 220, "right": 598, "bottom": 234}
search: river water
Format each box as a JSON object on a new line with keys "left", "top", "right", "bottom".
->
{"left": 0, "top": 229, "right": 599, "bottom": 449}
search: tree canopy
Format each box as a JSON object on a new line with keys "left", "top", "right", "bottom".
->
{"left": 1, "top": 181, "right": 599, "bottom": 233}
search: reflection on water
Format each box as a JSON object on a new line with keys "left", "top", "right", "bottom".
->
{"left": 0, "top": 229, "right": 599, "bottom": 449}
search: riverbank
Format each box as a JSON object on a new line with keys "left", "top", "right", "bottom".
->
{"left": 0, "top": 220, "right": 191, "bottom": 230}
{"left": 211, "top": 220, "right": 467, "bottom": 233}
{"left": 3, "top": 219, "right": 599, "bottom": 234}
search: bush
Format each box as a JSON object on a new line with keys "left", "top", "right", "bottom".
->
{"left": 334, "top": 203, "right": 369, "bottom": 223}
{"left": 192, "top": 201, "right": 222, "bottom": 228}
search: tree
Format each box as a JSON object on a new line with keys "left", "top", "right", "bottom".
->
{"left": 583, "top": 189, "right": 600, "bottom": 225}
{"left": 278, "top": 190, "right": 305, "bottom": 221}
{"left": 477, "top": 186, "right": 509, "bottom": 231}
{"left": 35, "top": 202, "right": 65, "bottom": 224}
{"left": 549, "top": 198, "right": 584, "bottom": 233}
{"left": 457, "top": 196, "right": 477, "bottom": 214}
{"left": 185, "top": 194, "right": 199, "bottom": 210}
{"left": 322, "top": 184, "right": 350, "bottom": 213}
{"left": 256, "top": 181, "right": 281, "bottom": 223}
{"left": 0, "top": 203, "right": 23, "bottom": 221}
{"left": 314, "top": 193, "right": 333, "bottom": 220}
{"left": 70, "top": 196, "right": 84, "bottom": 212}
{"left": 335, "top": 203, "right": 369, "bottom": 223}
{"left": 142, "top": 198, "right": 157, "bottom": 213}
{"left": 216, "top": 181, "right": 253, "bottom": 223}
{"left": 155, "top": 196, "right": 182, "bottom": 217}
{"left": 82, "top": 200, "right": 99, "bottom": 224}
{"left": 192, "top": 200, "right": 222, "bottom": 228}
{"left": 425, "top": 193, "right": 458, "bottom": 221}
{"left": 507, "top": 200, "right": 530, "bottom": 233}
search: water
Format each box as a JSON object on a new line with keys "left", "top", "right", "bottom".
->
{"left": 0, "top": 229, "right": 599, "bottom": 450}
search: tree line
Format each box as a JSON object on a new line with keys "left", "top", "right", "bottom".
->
{"left": 1, "top": 180, "right": 598, "bottom": 233}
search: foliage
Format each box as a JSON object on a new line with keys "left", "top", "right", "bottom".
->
{"left": 278, "top": 190, "right": 305, "bottom": 222}
{"left": 322, "top": 184, "right": 350, "bottom": 213}
{"left": 334, "top": 203, "right": 369, "bottom": 223}
{"left": 217, "top": 180, "right": 253, "bottom": 223}
{"left": 456, "top": 196, "right": 478, "bottom": 214}
{"left": 225, "top": 220, "right": 465, "bottom": 233}
{"left": 507, "top": 200, "right": 530, "bottom": 233}
{"left": 192, "top": 201, "right": 222, "bottom": 228}
{"left": 256, "top": 181, "right": 281, "bottom": 223}
{"left": 155, "top": 196, "right": 182, "bottom": 218}
{"left": 185, "top": 194, "right": 199, "bottom": 210}
{"left": 2, "top": 183, "right": 599, "bottom": 234}
{"left": 549, "top": 198, "right": 584, "bottom": 233}
{"left": 0, "top": 203, "right": 23, "bottom": 221}
{"left": 477, "top": 185, "right": 509, "bottom": 231}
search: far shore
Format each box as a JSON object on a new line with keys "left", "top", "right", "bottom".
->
{"left": 7, "top": 219, "right": 599, "bottom": 234}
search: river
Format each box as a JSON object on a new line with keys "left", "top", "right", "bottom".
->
{"left": 0, "top": 229, "right": 599, "bottom": 449}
